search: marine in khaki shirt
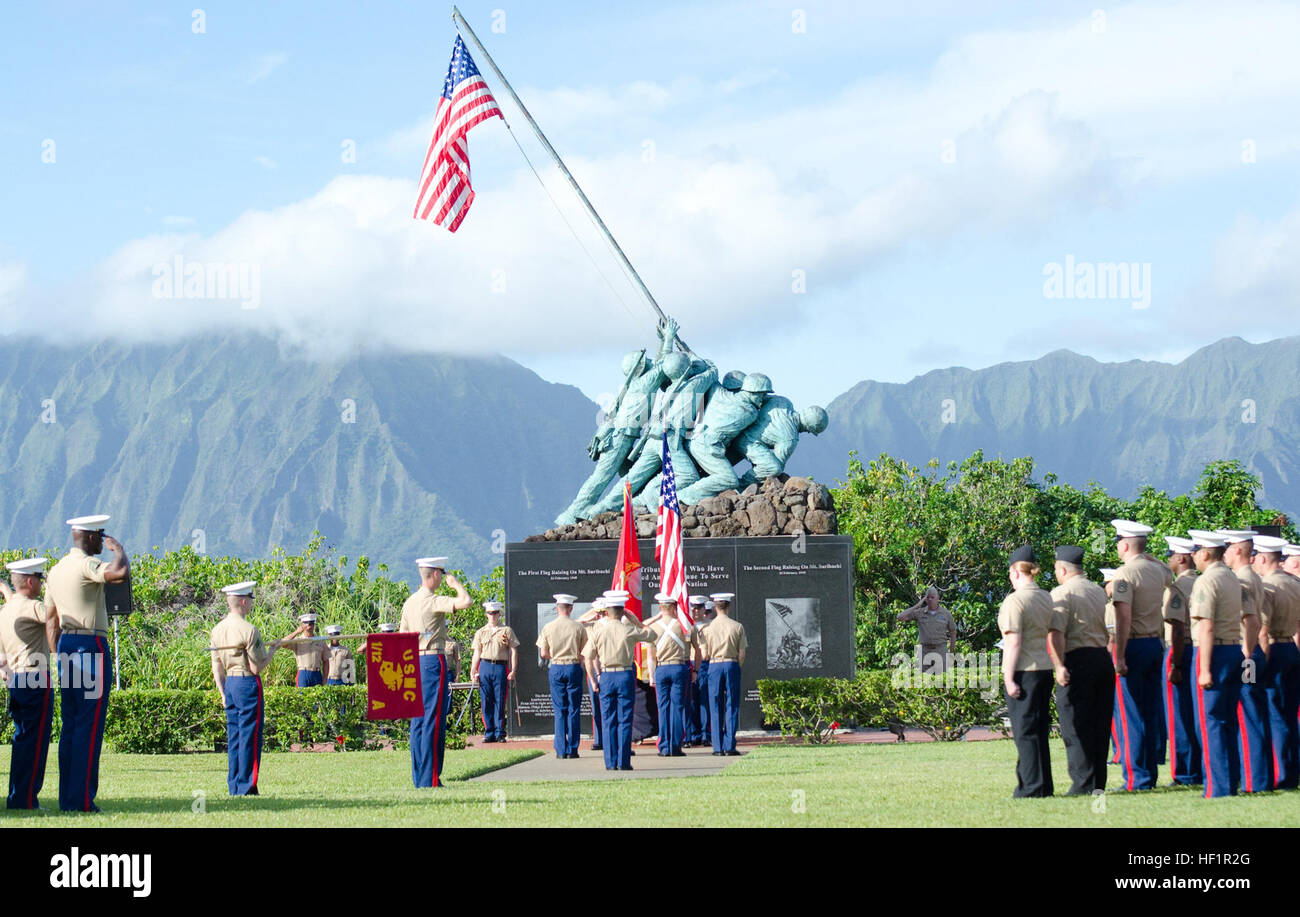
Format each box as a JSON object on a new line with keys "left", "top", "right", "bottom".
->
{"left": 399, "top": 587, "right": 460, "bottom": 653}
{"left": 211, "top": 613, "right": 277, "bottom": 678}
{"left": 646, "top": 614, "right": 699, "bottom": 667}
{"left": 1048, "top": 573, "right": 1109, "bottom": 653}
{"left": 998, "top": 582, "right": 1053, "bottom": 671}
{"left": 699, "top": 613, "right": 747, "bottom": 662}
{"left": 1110, "top": 553, "right": 1175, "bottom": 639}
{"left": 897, "top": 587, "right": 957, "bottom": 652}
{"left": 472, "top": 620, "right": 520, "bottom": 663}
{"left": 537, "top": 615, "right": 588, "bottom": 664}
{"left": 45, "top": 547, "right": 111, "bottom": 634}
{"left": 1189, "top": 561, "right": 1248, "bottom": 648}
{"left": 326, "top": 642, "right": 354, "bottom": 684}
{"left": 0, "top": 593, "right": 58, "bottom": 676}
{"left": 1261, "top": 572, "right": 1300, "bottom": 642}
{"left": 583, "top": 615, "right": 657, "bottom": 669}
{"left": 288, "top": 615, "right": 327, "bottom": 678}
{"left": 1162, "top": 570, "right": 1197, "bottom": 645}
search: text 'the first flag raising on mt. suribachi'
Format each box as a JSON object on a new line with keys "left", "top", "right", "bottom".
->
{"left": 413, "top": 35, "right": 503, "bottom": 232}
{"left": 655, "top": 438, "right": 694, "bottom": 632}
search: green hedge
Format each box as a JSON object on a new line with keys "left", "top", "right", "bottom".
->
{"left": 0, "top": 686, "right": 479, "bottom": 754}
{"left": 758, "top": 670, "right": 1007, "bottom": 744}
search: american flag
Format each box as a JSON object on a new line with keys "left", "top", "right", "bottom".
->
{"left": 655, "top": 439, "right": 694, "bottom": 632}
{"left": 413, "top": 36, "right": 503, "bottom": 231}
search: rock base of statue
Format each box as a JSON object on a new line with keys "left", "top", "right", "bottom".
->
{"left": 528, "top": 474, "right": 837, "bottom": 541}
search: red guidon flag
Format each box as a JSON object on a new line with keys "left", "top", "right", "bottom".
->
{"left": 613, "top": 481, "right": 643, "bottom": 621}
{"left": 365, "top": 631, "right": 424, "bottom": 720}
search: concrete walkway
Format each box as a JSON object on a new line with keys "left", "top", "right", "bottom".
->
{"left": 473, "top": 745, "right": 743, "bottom": 782}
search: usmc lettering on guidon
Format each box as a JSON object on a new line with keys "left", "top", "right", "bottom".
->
{"left": 49, "top": 848, "right": 152, "bottom": 898}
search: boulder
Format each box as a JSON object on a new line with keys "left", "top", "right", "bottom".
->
{"left": 740, "top": 483, "right": 759, "bottom": 497}
{"left": 805, "top": 509, "right": 834, "bottom": 534}
{"left": 808, "top": 483, "right": 833, "bottom": 510}
{"left": 747, "top": 500, "right": 776, "bottom": 535}
{"left": 791, "top": 504, "right": 807, "bottom": 521}
{"left": 784, "top": 476, "right": 810, "bottom": 493}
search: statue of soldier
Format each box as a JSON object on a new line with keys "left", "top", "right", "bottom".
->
{"left": 729, "top": 397, "right": 829, "bottom": 486}
{"left": 592, "top": 354, "right": 718, "bottom": 516}
{"left": 555, "top": 319, "right": 680, "bottom": 526}
{"left": 677, "top": 373, "right": 772, "bottom": 505}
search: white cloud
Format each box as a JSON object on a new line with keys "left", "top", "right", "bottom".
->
{"left": 254, "top": 156, "right": 278, "bottom": 170}
{"left": 248, "top": 52, "right": 288, "bottom": 85}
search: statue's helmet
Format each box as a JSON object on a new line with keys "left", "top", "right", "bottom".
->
{"left": 662, "top": 352, "right": 691, "bottom": 381}
{"left": 721, "top": 371, "right": 745, "bottom": 391}
{"left": 741, "top": 372, "right": 774, "bottom": 394}
{"left": 799, "top": 405, "right": 829, "bottom": 434}
{"left": 621, "top": 351, "right": 649, "bottom": 376}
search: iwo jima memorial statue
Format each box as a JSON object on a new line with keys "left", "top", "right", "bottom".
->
{"left": 431, "top": 10, "right": 857, "bottom": 734}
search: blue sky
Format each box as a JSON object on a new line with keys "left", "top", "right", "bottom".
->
{"left": 4, "top": 0, "right": 1300, "bottom": 409}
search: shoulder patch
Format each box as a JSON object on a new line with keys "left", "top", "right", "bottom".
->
{"left": 1170, "top": 594, "right": 1183, "bottom": 610}
{"left": 1114, "top": 580, "right": 1130, "bottom": 596}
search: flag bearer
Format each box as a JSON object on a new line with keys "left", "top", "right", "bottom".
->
{"left": 645, "top": 593, "right": 699, "bottom": 757}
{"left": 324, "top": 625, "right": 352, "bottom": 685}
{"left": 46, "top": 514, "right": 128, "bottom": 813}
{"left": 472, "top": 601, "right": 518, "bottom": 743}
{"left": 1252, "top": 535, "right": 1300, "bottom": 788}
{"left": 1161, "top": 536, "right": 1201, "bottom": 786}
{"left": 1046, "top": 546, "right": 1114, "bottom": 795}
{"left": 701, "top": 592, "right": 747, "bottom": 757}
{"left": 583, "top": 591, "right": 655, "bottom": 770}
{"left": 1108, "top": 519, "right": 1173, "bottom": 791}
{"left": 1220, "top": 529, "right": 1272, "bottom": 791}
{"left": 210, "top": 581, "right": 286, "bottom": 796}
{"left": 290, "top": 614, "right": 327, "bottom": 687}
{"left": 399, "top": 557, "right": 471, "bottom": 788}
{"left": 0, "top": 558, "right": 59, "bottom": 809}
{"left": 1189, "top": 530, "right": 1250, "bottom": 797}
{"left": 537, "top": 593, "right": 588, "bottom": 758}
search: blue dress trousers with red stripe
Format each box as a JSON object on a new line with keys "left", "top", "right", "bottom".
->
{"left": 1192, "top": 644, "right": 1244, "bottom": 798}
{"left": 478, "top": 659, "right": 508, "bottom": 741}
{"left": 1112, "top": 636, "right": 1163, "bottom": 790}
{"left": 56, "top": 634, "right": 111, "bottom": 812}
{"left": 1237, "top": 645, "right": 1274, "bottom": 792}
{"left": 223, "top": 674, "right": 264, "bottom": 795}
{"left": 1164, "top": 644, "right": 1202, "bottom": 786}
{"left": 1266, "top": 640, "right": 1300, "bottom": 789}
{"left": 6, "top": 676, "right": 54, "bottom": 809}
{"left": 410, "top": 653, "right": 448, "bottom": 787}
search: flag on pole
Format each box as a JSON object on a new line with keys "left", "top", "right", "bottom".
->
{"left": 655, "top": 438, "right": 694, "bottom": 632}
{"left": 612, "top": 481, "right": 643, "bottom": 621}
{"left": 413, "top": 35, "right": 503, "bottom": 231}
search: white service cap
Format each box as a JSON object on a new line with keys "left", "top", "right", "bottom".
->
{"left": 378, "top": 622, "right": 398, "bottom": 633}
{"left": 325, "top": 624, "right": 342, "bottom": 635}
{"left": 221, "top": 580, "right": 256, "bottom": 596}
{"left": 602, "top": 590, "right": 630, "bottom": 606}
{"left": 1189, "top": 530, "right": 1228, "bottom": 548}
{"left": 590, "top": 597, "right": 607, "bottom": 609}
{"left": 1216, "top": 529, "right": 1257, "bottom": 544}
{"left": 6, "top": 557, "right": 49, "bottom": 576}
{"left": 1283, "top": 545, "right": 1300, "bottom": 557}
{"left": 484, "top": 601, "right": 504, "bottom": 613}
{"left": 709, "top": 592, "right": 735, "bottom": 602}
{"left": 654, "top": 592, "right": 677, "bottom": 604}
{"left": 552, "top": 594, "right": 577, "bottom": 605}
{"left": 688, "top": 595, "right": 707, "bottom": 606}
{"left": 416, "top": 556, "right": 449, "bottom": 569}
{"left": 1252, "top": 535, "right": 1289, "bottom": 553}
{"left": 298, "top": 613, "right": 318, "bottom": 623}
{"left": 1164, "top": 536, "right": 1196, "bottom": 555}
{"left": 1111, "top": 519, "right": 1153, "bottom": 538}
{"left": 66, "top": 514, "right": 110, "bottom": 531}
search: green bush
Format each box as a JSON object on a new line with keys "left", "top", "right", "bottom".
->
{"left": 759, "top": 670, "right": 1004, "bottom": 743}
{"left": 0, "top": 685, "right": 475, "bottom": 754}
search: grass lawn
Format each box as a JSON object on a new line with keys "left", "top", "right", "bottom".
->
{"left": 3, "top": 738, "right": 1299, "bottom": 826}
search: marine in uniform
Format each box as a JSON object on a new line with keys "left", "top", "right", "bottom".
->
{"left": 46, "top": 514, "right": 128, "bottom": 813}
{"left": 290, "top": 614, "right": 327, "bottom": 687}
{"left": 1251, "top": 535, "right": 1300, "bottom": 789}
{"left": 700, "top": 592, "right": 746, "bottom": 756}
{"left": 471, "top": 601, "right": 518, "bottom": 743}
{"left": 399, "top": 557, "right": 471, "bottom": 788}
{"left": 685, "top": 595, "right": 711, "bottom": 746}
{"left": 1108, "top": 519, "right": 1174, "bottom": 791}
{"left": 645, "top": 593, "right": 700, "bottom": 757}
{"left": 210, "top": 581, "right": 285, "bottom": 796}
{"left": 537, "top": 593, "right": 588, "bottom": 758}
{"left": 1220, "top": 529, "right": 1271, "bottom": 792}
{"left": 0, "top": 558, "right": 59, "bottom": 809}
{"left": 1045, "top": 546, "right": 1114, "bottom": 795}
{"left": 582, "top": 590, "right": 656, "bottom": 770}
{"left": 897, "top": 586, "right": 957, "bottom": 674}
{"left": 443, "top": 637, "right": 462, "bottom": 720}
{"left": 999, "top": 544, "right": 1054, "bottom": 797}
{"left": 324, "top": 625, "right": 353, "bottom": 685}
{"left": 1161, "top": 536, "right": 1202, "bottom": 786}
{"left": 580, "top": 599, "right": 608, "bottom": 750}
{"left": 1187, "top": 530, "right": 1251, "bottom": 798}
{"left": 1284, "top": 545, "right": 1300, "bottom": 581}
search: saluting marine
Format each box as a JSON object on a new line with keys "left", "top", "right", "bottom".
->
{"left": 210, "top": 581, "right": 286, "bottom": 796}
{"left": 1161, "top": 536, "right": 1202, "bottom": 786}
{"left": 399, "top": 557, "right": 472, "bottom": 788}
{"left": 471, "top": 601, "right": 518, "bottom": 743}
{"left": 0, "top": 558, "right": 59, "bottom": 809}
{"left": 700, "top": 592, "right": 746, "bottom": 757}
{"left": 583, "top": 590, "right": 656, "bottom": 770}
{"left": 537, "top": 593, "right": 588, "bottom": 758}
{"left": 897, "top": 586, "right": 957, "bottom": 674}
{"left": 1046, "top": 546, "right": 1114, "bottom": 795}
{"left": 46, "top": 514, "right": 129, "bottom": 813}
{"left": 644, "top": 593, "right": 700, "bottom": 757}
{"left": 289, "top": 613, "right": 327, "bottom": 687}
